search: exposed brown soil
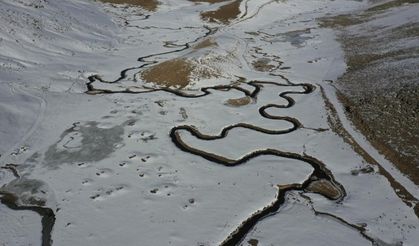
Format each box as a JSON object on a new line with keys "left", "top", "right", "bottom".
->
{"left": 319, "top": 86, "right": 419, "bottom": 217}
{"left": 140, "top": 58, "right": 195, "bottom": 88}
{"left": 319, "top": 14, "right": 365, "bottom": 28}
{"left": 189, "top": 0, "right": 230, "bottom": 3}
{"left": 319, "top": 0, "right": 419, "bottom": 28}
{"left": 252, "top": 58, "right": 275, "bottom": 72}
{"left": 366, "top": 0, "right": 418, "bottom": 12}
{"left": 139, "top": 53, "right": 224, "bottom": 88}
{"left": 225, "top": 96, "right": 252, "bottom": 107}
{"left": 200, "top": 0, "right": 242, "bottom": 24}
{"left": 98, "top": 0, "right": 160, "bottom": 11}
{"left": 192, "top": 38, "right": 218, "bottom": 50}
{"left": 319, "top": 0, "right": 419, "bottom": 186}
{"left": 306, "top": 179, "right": 342, "bottom": 200}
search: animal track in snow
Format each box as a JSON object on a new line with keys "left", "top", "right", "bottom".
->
{"left": 89, "top": 184, "right": 129, "bottom": 201}
{"left": 127, "top": 130, "right": 157, "bottom": 142}
{"left": 95, "top": 168, "right": 114, "bottom": 178}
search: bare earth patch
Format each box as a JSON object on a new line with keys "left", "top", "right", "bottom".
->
{"left": 98, "top": 0, "right": 160, "bottom": 11}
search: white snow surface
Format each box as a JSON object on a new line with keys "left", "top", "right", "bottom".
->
{"left": 0, "top": 0, "right": 418, "bottom": 245}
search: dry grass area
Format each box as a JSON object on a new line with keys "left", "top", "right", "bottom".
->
{"left": 98, "top": 0, "right": 160, "bottom": 11}
{"left": 320, "top": 0, "right": 419, "bottom": 184}
{"left": 200, "top": 0, "right": 242, "bottom": 24}
{"left": 140, "top": 59, "right": 195, "bottom": 88}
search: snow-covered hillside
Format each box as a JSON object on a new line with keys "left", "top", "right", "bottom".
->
{"left": 1, "top": 0, "right": 418, "bottom": 245}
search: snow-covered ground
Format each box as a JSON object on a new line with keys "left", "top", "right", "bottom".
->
{"left": 0, "top": 0, "right": 418, "bottom": 245}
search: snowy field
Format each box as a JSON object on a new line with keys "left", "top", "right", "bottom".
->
{"left": 0, "top": 0, "right": 418, "bottom": 245}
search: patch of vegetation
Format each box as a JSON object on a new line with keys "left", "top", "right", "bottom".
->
{"left": 345, "top": 47, "right": 419, "bottom": 71}
{"left": 367, "top": 0, "right": 418, "bottom": 12}
{"left": 318, "top": 14, "right": 364, "bottom": 28}
{"left": 391, "top": 23, "right": 419, "bottom": 38}
{"left": 319, "top": 0, "right": 419, "bottom": 184}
